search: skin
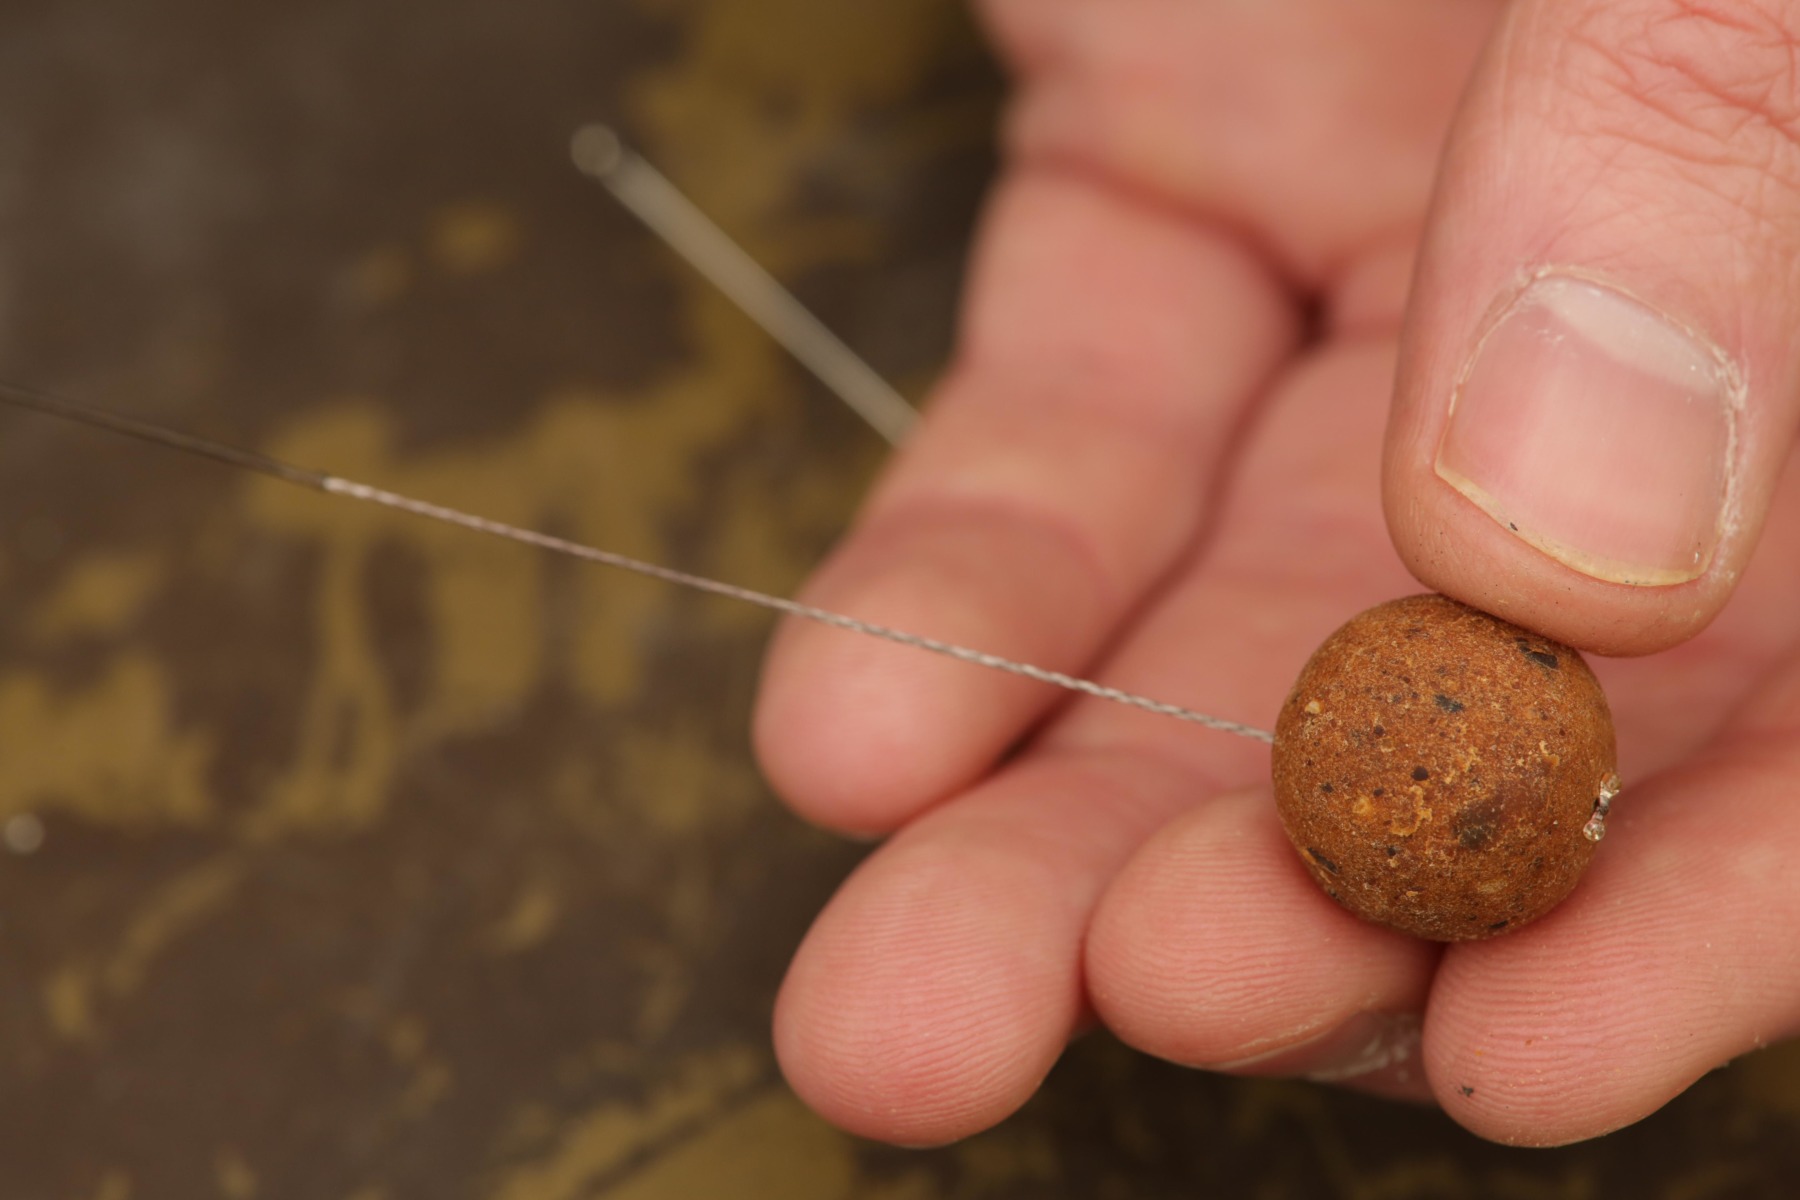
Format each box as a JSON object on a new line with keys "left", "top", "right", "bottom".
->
{"left": 754, "top": 0, "right": 1800, "bottom": 1147}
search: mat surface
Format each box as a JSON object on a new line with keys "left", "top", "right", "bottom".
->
{"left": 1, "top": 2, "right": 1797, "bottom": 1197}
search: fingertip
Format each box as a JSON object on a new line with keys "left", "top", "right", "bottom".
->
{"left": 772, "top": 830, "right": 1081, "bottom": 1144}
{"left": 1383, "top": 444, "right": 1728, "bottom": 657}
{"left": 1085, "top": 787, "right": 1435, "bottom": 1071}
{"left": 1382, "top": 0, "right": 1800, "bottom": 654}
{"left": 1420, "top": 747, "right": 1800, "bottom": 1146}
{"left": 1382, "top": 276, "right": 1741, "bottom": 656}
{"left": 751, "top": 613, "right": 1000, "bottom": 838}
{"left": 772, "top": 745, "right": 1210, "bottom": 1145}
{"left": 1418, "top": 928, "right": 1699, "bottom": 1147}
{"left": 753, "top": 506, "right": 1104, "bottom": 835}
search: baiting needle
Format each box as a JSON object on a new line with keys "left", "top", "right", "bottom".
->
{"left": 571, "top": 123, "right": 919, "bottom": 447}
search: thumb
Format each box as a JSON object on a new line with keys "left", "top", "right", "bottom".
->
{"left": 1385, "top": 0, "right": 1800, "bottom": 656}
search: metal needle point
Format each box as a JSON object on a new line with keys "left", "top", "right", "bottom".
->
{"left": 572, "top": 123, "right": 919, "bottom": 447}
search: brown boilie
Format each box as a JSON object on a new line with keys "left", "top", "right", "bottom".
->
{"left": 1272, "top": 594, "right": 1618, "bottom": 941}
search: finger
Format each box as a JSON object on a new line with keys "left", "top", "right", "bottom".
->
{"left": 771, "top": 342, "right": 1422, "bottom": 1144}
{"left": 1386, "top": 0, "right": 1800, "bottom": 655}
{"left": 1045, "top": 341, "right": 1417, "bottom": 766}
{"left": 1060, "top": 343, "right": 1437, "bottom": 1100}
{"left": 754, "top": 168, "right": 1294, "bottom": 835}
{"left": 981, "top": 0, "right": 1496, "bottom": 280}
{"left": 1084, "top": 786, "right": 1438, "bottom": 1103}
{"left": 1422, "top": 638, "right": 1800, "bottom": 1146}
{"left": 772, "top": 744, "right": 1202, "bottom": 1145}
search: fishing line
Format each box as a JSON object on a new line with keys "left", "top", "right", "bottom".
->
{"left": 0, "top": 379, "right": 1272, "bottom": 743}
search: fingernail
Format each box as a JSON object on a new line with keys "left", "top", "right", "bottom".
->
{"left": 1435, "top": 273, "right": 1739, "bottom": 586}
{"left": 1210, "top": 1011, "right": 1421, "bottom": 1083}
{"left": 1302, "top": 1011, "right": 1422, "bottom": 1084}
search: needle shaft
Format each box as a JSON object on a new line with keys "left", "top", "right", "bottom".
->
{"left": 572, "top": 124, "right": 918, "bottom": 447}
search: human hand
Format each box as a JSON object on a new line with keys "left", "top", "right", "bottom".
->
{"left": 753, "top": 0, "right": 1800, "bottom": 1146}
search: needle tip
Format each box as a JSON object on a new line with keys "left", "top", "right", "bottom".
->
{"left": 570, "top": 124, "right": 624, "bottom": 178}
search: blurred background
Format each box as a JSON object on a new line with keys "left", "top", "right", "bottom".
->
{"left": 1, "top": 1, "right": 1798, "bottom": 1196}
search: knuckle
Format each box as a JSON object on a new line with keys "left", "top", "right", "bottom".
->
{"left": 1567, "top": 1, "right": 1800, "bottom": 168}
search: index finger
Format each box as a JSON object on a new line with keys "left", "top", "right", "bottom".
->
{"left": 754, "top": 166, "right": 1295, "bottom": 834}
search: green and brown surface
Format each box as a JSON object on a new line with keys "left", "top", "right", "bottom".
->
{"left": 2, "top": 1, "right": 1799, "bottom": 1196}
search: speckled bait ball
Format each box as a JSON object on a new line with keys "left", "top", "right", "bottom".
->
{"left": 1272, "top": 595, "right": 1618, "bottom": 941}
